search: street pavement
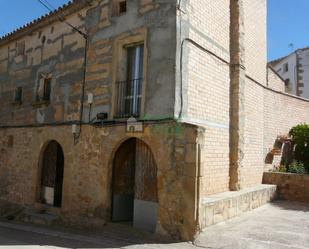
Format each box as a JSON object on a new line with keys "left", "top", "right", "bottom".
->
{"left": 0, "top": 201, "right": 308, "bottom": 249}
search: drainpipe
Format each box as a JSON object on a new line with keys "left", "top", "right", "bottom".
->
{"left": 74, "top": 34, "right": 88, "bottom": 144}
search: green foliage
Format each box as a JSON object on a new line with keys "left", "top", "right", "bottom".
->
{"left": 288, "top": 161, "right": 306, "bottom": 174}
{"left": 271, "top": 164, "right": 287, "bottom": 173}
{"left": 289, "top": 123, "right": 309, "bottom": 172}
{"left": 278, "top": 165, "right": 287, "bottom": 172}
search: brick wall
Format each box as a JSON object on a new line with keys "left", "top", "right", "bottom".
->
{"left": 242, "top": 78, "right": 265, "bottom": 188}
{"left": 243, "top": 0, "right": 267, "bottom": 85}
{"left": 263, "top": 86, "right": 309, "bottom": 169}
{"left": 185, "top": 47, "right": 230, "bottom": 195}
{"left": 267, "top": 68, "right": 285, "bottom": 92}
{"left": 178, "top": 0, "right": 230, "bottom": 195}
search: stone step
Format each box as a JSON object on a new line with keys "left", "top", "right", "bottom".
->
{"left": 21, "top": 210, "right": 60, "bottom": 226}
{"left": 33, "top": 203, "right": 61, "bottom": 216}
{"left": 200, "top": 184, "right": 277, "bottom": 229}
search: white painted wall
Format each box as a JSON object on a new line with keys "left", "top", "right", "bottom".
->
{"left": 272, "top": 53, "right": 297, "bottom": 95}
{"left": 272, "top": 48, "right": 309, "bottom": 99}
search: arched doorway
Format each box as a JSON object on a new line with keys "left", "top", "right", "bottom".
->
{"left": 39, "top": 140, "right": 64, "bottom": 207}
{"left": 112, "top": 138, "right": 158, "bottom": 232}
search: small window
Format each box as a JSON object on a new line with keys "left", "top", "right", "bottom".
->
{"left": 16, "top": 41, "right": 25, "bottom": 56}
{"left": 113, "top": 0, "right": 127, "bottom": 16}
{"left": 119, "top": 1, "right": 127, "bottom": 14}
{"left": 283, "top": 63, "right": 289, "bottom": 72}
{"left": 14, "top": 87, "right": 23, "bottom": 103}
{"left": 43, "top": 78, "right": 51, "bottom": 101}
{"left": 285, "top": 79, "right": 292, "bottom": 93}
{"left": 37, "top": 75, "right": 51, "bottom": 102}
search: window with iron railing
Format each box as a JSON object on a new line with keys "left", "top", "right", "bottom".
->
{"left": 36, "top": 75, "right": 51, "bottom": 102}
{"left": 115, "top": 44, "right": 144, "bottom": 118}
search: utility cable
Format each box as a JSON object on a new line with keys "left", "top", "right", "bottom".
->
{"left": 36, "top": 0, "right": 88, "bottom": 144}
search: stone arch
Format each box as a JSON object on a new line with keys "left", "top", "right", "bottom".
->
{"left": 37, "top": 140, "right": 64, "bottom": 207}
{"left": 111, "top": 137, "right": 158, "bottom": 232}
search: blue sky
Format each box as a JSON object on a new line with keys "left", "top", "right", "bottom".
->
{"left": 0, "top": 0, "right": 308, "bottom": 61}
{"left": 268, "top": 0, "right": 309, "bottom": 60}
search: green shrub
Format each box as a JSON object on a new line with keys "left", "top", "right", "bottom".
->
{"left": 288, "top": 161, "right": 306, "bottom": 174}
{"left": 289, "top": 123, "right": 309, "bottom": 172}
{"left": 271, "top": 164, "right": 287, "bottom": 173}
{"left": 278, "top": 165, "right": 287, "bottom": 172}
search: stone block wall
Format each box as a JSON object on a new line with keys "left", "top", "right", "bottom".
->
{"left": 0, "top": 122, "right": 200, "bottom": 240}
{"left": 0, "top": 0, "right": 177, "bottom": 126}
{"left": 263, "top": 172, "right": 309, "bottom": 203}
{"left": 200, "top": 184, "right": 276, "bottom": 228}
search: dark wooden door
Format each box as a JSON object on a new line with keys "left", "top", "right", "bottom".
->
{"left": 112, "top": 138, "right": 158, "bottom": 231}
{"left": 112, "top": 138, "right": 136, "bottom": 221}
{"left": 135, "top": 139, "right": 158, "bottom": 202}
{"left": 41, "top": 141, "right": 64, "bottom": 207}
{"left": 54, "top": 144, "right": 64, "bottom": 207}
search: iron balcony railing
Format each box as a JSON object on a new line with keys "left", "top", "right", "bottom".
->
{"left": 114, "top": 78, "right": 143, "bottom": 118}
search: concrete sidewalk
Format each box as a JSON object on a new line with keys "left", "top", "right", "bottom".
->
{"left": 0, "top": 201, "right": 308, "bottom": 248}
{"left": 196, "top": 201, "right": 309, "bottom": 249}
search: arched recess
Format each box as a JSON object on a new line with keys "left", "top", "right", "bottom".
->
{"left": 112, "top": 138, "right": 158, "bottom": 233}
{"left": 39, "top": 140, "right": 64, "bottom": 207}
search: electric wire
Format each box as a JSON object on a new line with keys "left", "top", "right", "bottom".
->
{"left": 36, "top": 0, "right": 88, "bottom": 144}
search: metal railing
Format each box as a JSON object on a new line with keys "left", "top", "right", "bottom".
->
{"left": 114, "top": 78, "right": 143, "bottom": 118}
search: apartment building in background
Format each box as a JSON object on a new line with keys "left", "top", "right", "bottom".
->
{"left": 270, "top": 46, "right": 309, "bottom": 98}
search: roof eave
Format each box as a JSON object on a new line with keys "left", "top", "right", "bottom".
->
{"left": 0, "top": 0, "right": 90, "bottom": 47}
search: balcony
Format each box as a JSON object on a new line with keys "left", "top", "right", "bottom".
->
{"left": 114, "top": 78, "right": 142, "bottom": 119}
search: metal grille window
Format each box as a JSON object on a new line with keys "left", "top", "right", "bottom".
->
{"left": 115, "top": 44, "right": 144, "bottom": 118}
{"left": 119, "top": 0, "right": 127, "bottom": 14}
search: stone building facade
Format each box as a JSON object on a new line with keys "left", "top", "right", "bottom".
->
{"left": 0, "top": 0, "right": 309, "bottom": 241}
